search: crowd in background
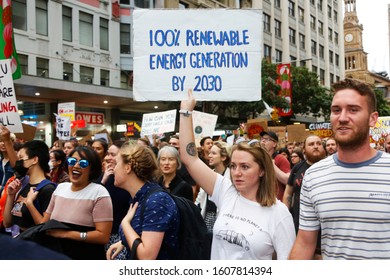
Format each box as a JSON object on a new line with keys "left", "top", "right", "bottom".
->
{"left": 2, "top": 78, "right": 390, "bottom": 260}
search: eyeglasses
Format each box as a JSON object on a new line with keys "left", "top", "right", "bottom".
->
{"left": 67, "top": 157, "right": 89, "bottom": 168}
{"left": 291, "top": 155, "right": 299, "bottom": 158}
{"left": 261, "top": 137, "right": 275, "bottom": 142}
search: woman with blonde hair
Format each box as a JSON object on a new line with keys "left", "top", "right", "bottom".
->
{"left": 179, "top": 90, "right": 295, "bottom": 260}
{"left": 106, "top": 143, "right": 180, "bottom": 260}
{"left": 195, "top": 141, "right": 231, "bottom": 231}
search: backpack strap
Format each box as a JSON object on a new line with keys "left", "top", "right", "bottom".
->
{"left": 169, "top": 180, "right": 187, "bottom": 196}
{"left": 33, "top": 179, "right": 57, "bottom": 214}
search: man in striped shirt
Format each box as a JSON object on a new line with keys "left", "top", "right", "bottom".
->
{"left": 289, "top": 78, "right": 390, "bottom": 260}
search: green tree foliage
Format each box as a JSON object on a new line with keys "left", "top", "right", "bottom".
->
{"left": 374, "top": 88, "right": 390, "bottom": 117}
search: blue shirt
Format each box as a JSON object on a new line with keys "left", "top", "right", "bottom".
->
{"left": 119, "top": 182, "right": 179, "bottom": 260}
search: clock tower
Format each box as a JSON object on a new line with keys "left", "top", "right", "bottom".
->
{"left": 343, "top": 0, "right": 368, "bottom": 77}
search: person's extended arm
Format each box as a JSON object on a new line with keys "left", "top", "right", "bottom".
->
{"left": 282, "top": 184, "right": 294, "bottom": 209}
{"left": 0, "top": 125, "right": 17, "bottom": 167}
{"left": 273, "top": 161, "right": 290, "bottom": 185}
{"left": 121, "top": 202, "right": 164, "bottom": 260}
{"left": 179, "top": 89, "right": 217, "bottom": 196}
{"left": 288, "top": 229, "right": 318, "bottom": 259}
{"left": 46, "top": 221, "right": 112, "bottom": 245}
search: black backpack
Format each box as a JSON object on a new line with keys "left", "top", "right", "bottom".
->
{"left": 137, "top": 185, "right": 212, "bottom": 260}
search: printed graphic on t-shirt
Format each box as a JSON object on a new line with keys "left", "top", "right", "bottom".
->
{"left": 215, "top": 230, "right": 250, "bottom": 251}
{"left": 11, "top": 199, "right": 25, "bottom": 218}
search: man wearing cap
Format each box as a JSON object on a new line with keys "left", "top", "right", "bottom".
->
{"left": 260, "top": 130, "right": 291, "bottom": 201}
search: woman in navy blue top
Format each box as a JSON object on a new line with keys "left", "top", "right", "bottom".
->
{"left": 106, "top": 143, "right": 179, "bottom": 260}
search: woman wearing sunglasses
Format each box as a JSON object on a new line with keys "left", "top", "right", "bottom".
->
{"left": 40, "top": 146, "right": 113, "bottom": 260}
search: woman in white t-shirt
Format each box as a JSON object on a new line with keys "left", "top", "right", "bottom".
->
{"left": 179, "top": 90, "right": 295, "bottom": 260}
{"left": 195, "top": 141, "right": 231, "bottom": 231}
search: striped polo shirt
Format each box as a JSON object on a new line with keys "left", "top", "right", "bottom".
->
{"left": 300, "top": 151, "right": 390, "bottom": 259}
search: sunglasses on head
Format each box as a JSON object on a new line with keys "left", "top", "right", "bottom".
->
{"left": 67, "top": 157, "right": 89, "bottom": 168}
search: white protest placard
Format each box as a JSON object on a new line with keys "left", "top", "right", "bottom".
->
{"left": 192, "top": 110, "right": 218, "bottom": 139}
{"left": 58, "top": 102, "right": 75, "bottom": 121}
{"left": 141, "top": 109, "right": 177, "bottom": 137}
{"left": 370, "top": 116, "right": 390, "bottom": 142}
{"left": 133, "top": 9, "right": 262, "bottom": 101}
{"left": 55, "top": 113, "right": 71, "bottom": 140}
{"left": 0, "top": 59, "right": 23, "bottom": 132}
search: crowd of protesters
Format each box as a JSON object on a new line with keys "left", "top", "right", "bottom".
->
{"left": 1, "top": 78, "right": 390, "bottom": 260}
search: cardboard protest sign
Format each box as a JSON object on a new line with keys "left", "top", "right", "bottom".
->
{"left": 141, "top": 109, "right": 176, "bottom": 137}
{"left": 268, "top": 126, "right": 287, "bottom": 147}
{"left": 246, "top": 118, "right": 268, "bottom": 139}
{"left": 192, "top": 110, "right": 218, "bottom": 140}
{"left": 287, "top": 124, "right": 308, "bottom": 143}
{"left": 133, "top": 9, "right": 262, "bottom": 101}
{"left": 0, "top": 59, "right": 23, "bottom": 132}
{"left": 309, "top": 122, "right": 333, "bottom": 139}
{"left": 95, "top": 128, "right": 112, "bottom": 145}
{"left": 15, "top": 123, "right": 36, "bottom": 141}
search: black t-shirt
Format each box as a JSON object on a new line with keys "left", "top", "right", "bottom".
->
{"left": 11, "top": 181, "right": 55, "bottom": 230}
{"left": 287, "top": 160, "right": 311, "bottom": 233}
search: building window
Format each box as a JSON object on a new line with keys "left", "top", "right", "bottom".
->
{"left": 290, "top": 56, "right": 297, "bottom": 66}
{"left": 274, "top": 20, "right": 281, "bottom": 37}
{"left": 311, "top": 40, "right": 317, "bottom": 55}
{"left": 120, "top": 0, "right": 130, "bottom": 4}
{"left": 274, "top": 0, "right": 280, "bottom": 8}
{"left": 264, "top": 44, "right": 271, "bottom": 62}
{"left": 79, "top": 12, "right": 93, "bottom": 47}
{"left": 36, "top": 0, "right": 48, "bottom": 36}
{"left": 263, "top": 13, "right": 271, "bottom": 32}
{"left": 329, "top": 50, "right": 334, "bottom": 63}
{"left": 18, "top": 54, "right": 28, "bottom": 75}
{"left": 121, "top": 71, "right": 133, "bottom": 89}
{"left": 37, "top": 57, "right": 49, "bottom": 77}
{"left": 134, "top": 0, "right": 150, "bottom": 8}
{"left": 335, "top": 54, "right": 339, "bottom": 66}
{"left": 100, "top": 18, "right": 109, "bottom": 51}
{"left": 80, "top": 66, "right": 94, "bottom": 84}
{"left": 328, "top": 5, "right": 332, "bottom": 18}
{"left": 312, "top": 65, "right": 317, "bottom": 73}
{"left": 275, "top": 50, "right": 282, "bottom": 63}
{"left": 62, "top": 6, "right": 72, "bottom": 42}
{"left": 13, "top": 0, "right": 27, "bottom": 30}
{"left": 330, "top": 73, "right": 334, "bottom": 84}
{"left": 320, "top": 69, "right": 325, "bottom": 85}
{"left": 328, "top": 28, "right": 333, "bottom": 41}
{"left": 334, "top": 31, "right": 339, "bottom": 44}
{"left": 310, "top": 0, "right": 315, "bottom": 5}
{"left": 299, "top": 33, "right": 305, "bottom": 49}
{"left": 101, "top": 69, "right": 109, "bottom": 86}
{"left": 317, "top": 0, "right": 323, "bottom": 11}
{"left": 179, "top": 1, "right": 189, "bottom": 9}
{"left": 310, "top": 16, "right": 316, "bottom": 30}
{"left": 63, "top": 63, "right": 73, "bottom": 81}
{"left": 318, "top": 21, "right": 323, "bottom": 35}
{"left": 298, "top": 7, "right": 304, "bottom": 23}
{"left": 319, "top": 45, "right": 324, "bottom": 59}
{"left": 288, "top": 1, "right": 295, "bottom": 17}
{"left": 289, "top": 28, "right": 296, "bottom": 45}
{"left": 334, "top": 10, "right": 338, "bottom": 22}
{"left": 120, "top": 23, "right": 131, "bottom": 54}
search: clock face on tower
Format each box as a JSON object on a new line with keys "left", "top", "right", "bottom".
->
{"left": 345, "top": 33, "right": 354, "bottom": 42}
